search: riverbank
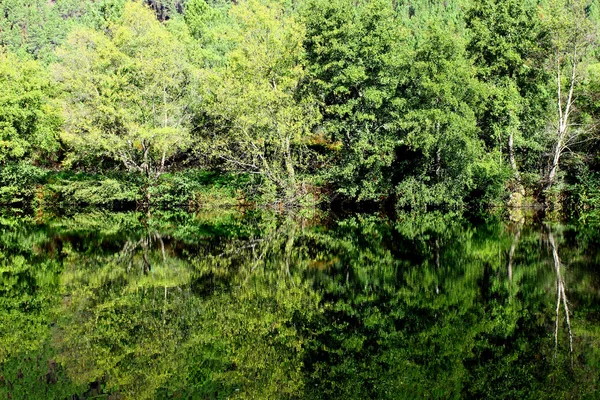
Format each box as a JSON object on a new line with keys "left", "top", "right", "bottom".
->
{"left": 2, "top": 165, "right": 600, "bottom": 224}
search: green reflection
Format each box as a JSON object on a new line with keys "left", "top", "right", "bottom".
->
{"left": 0, "top": 211, "right": 599, "bottom": 399}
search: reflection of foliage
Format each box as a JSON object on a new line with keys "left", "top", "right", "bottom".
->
{"left": 0, "top": 222, "right": 88, "bottom": 398}
{"left": 0, "top": 211, "right": 599, "bottom": 399}
{"left": 51, "top": 220, "right": 196, "bottom": 398}
{"left": 183, "top": 272, "right": 321, "bottom": 399}
{"left": 0, "top": 226, "right": 62, "bottom": 361}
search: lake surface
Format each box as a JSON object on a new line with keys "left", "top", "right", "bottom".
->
{"left": 1, "top": 210, "right": 599, "bottom": 399}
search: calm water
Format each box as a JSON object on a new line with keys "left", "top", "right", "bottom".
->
{"left": 0, "top": 210, "right": 599, "bottom": 399}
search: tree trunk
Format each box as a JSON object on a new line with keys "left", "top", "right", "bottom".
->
{"left": 508, "top": 131, "right": 520, "bottom": 182}
{"left": 548, "top": 229, "right": 574, "bottom": 370}
{"left": 546, "top": 126, "right": 566, "bottom": 191}
{"left": 546, "top": 46, "right": 578, "bottom": 192}
{"left": 507, "top": 227, "right": 521, "bottom": 282}
{"left": 284, "top": 136, "right": 296, "bottom": 201}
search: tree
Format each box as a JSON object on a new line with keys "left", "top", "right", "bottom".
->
{"left": 466, "top": 0, "right": 551, "bottom": 187}
{"left": 0, "top": 0, "right": 63, "bottom": 62}
{"left": 543, "top": 0, "right": 597, "bottom": 192}
{"left": 302, "top": 0, "right": 408, "bottom": 201}
{"left": 0, "top": 49, "right": 60, "bottom": 165}
{"left": 0, "top": 49, "right": 61, "bottom": 207}
{"left": 197, "top": 0, "right": 318, "bottom": 203}
{"left": 184, "top": 0, "right": 234, "bottom": 66}
{"left": 54, "top": 2, "right": 194, "bottom": 181}
{"left": 0, "top": 0, "right": 128, "bottom": 63}
{"left": 395, "top": 25, "right": 488, "bottom": 209}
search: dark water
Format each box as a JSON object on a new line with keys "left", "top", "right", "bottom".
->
{"left": 0, "top": 210, "right": 599, "bottom": 399}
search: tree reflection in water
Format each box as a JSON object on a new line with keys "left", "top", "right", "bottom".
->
{"left": 548, "top": 227, "right": 574, "bottom": 370}
{"left": 0, "top": 211, "right": 599, "bottom": 399}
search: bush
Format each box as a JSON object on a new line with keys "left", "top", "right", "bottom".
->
{"left": 149, "top": 170, "right": 248, "bottom": 210}
{"left": 0, "top": 163, "right": 48, "bottom": 211}
{"left": 37, "top": 173, "right": 141, "bottom": 214}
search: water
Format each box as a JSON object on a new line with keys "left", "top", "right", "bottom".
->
{"left": 0, "top": 210, "right": 599, "bottom": 399}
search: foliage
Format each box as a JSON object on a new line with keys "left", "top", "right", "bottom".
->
{"left": 2, "top": 211, "right": 600, "bottom": 398}
{"left": 0, "top": 0, "right": 131, "bottom": 63}
{"left": 4, "top": 0, "right": 600, "bottom": 211}
{"left": 184, "top": 0, "right": 234, "bottom": 66}
{"left": 466, "top": 0, "right": 551, "bottom": 183}
{"left": 302, "top": 0, "right": 408, "bottom": 201}
{"left": 0, "top": 0, "right": 64, "bottom": 62}
{"left": 37, "top": 173, "right": 142, "bottom": 214}
{"left": 395, "top": 25, "right": 487, "bottom": 209}
{"left": 196, "top": 0, "right": 318, "bottom": 203}
{"left": 0, "top": 50, "right": 61, "bottom": 165}
{"left": 540, "top": 0, "right": 599, "bottom": 193}
{"left": 148, "top": 170, "right": 247, "bottom": 209}
{"left": 0, "top": 162, "right": 48, "bottom": 210}
{"left": 54, "top": 1, "right": 194, "bottom": 180}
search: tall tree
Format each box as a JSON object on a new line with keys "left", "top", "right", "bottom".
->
{"left": 0, "top": 49, "right": 60, "bottom": 165}
{"left": 0, "top": 0, "right": 62, "bottom": 62}
{"left": 184, "top": 0, "right": 235, "bottom": 66}
{"left": 466, "top": 0, "right": 551, "bottom": 187}
{"left": 543, "top": 0, "right": 597, "bottom": 192}
{"left": 0, "top": 0, "right": 130, "bottom": 63}
{"left": 395, "top": 25, "right": 488, "bottom": 209}
{"left": 302, "top": 0, "right": 409, "bottom": 201}
{"left": 54, "top": 1, "right": 194, "bottom": 180}
{"left": 197, "top": 0, "right": 318, "bottom": 203}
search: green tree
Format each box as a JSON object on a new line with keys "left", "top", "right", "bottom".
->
{"left": 0, "top": 49, "right": 60, "bottom": 207}
{"left": 0, "top": 0, "right": 63, "bottom": 62}
{"left": 395, "top": 26, "right": 489, "bottom": 209}
{"left": 466, "top": 0, "right": 551, "bottom": 189}
{"left": 542, "top": 0, "right": 598, "bottom": 193}
{"left": 0, "top": 49, "right": 60, "bottom": 165}
{"left": 184, "top": 0, "right": 234, "bottom": 66}
{"left": 302, "top": 0, "right": 408, "bottom": 201}
{"left": 197, "top": 0, "right": 318, "bottom": 203}
{"left": 54, "top": 2, "right": 194, "bottom": 182}
{"left": 0, "top": 0, "right": 129, "bottom": 63}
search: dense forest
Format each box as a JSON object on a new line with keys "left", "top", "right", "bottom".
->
{"left": 2, "top": 0, "right": 600, "bottom": 213}
{"left": 3, "top": 3, "right": 600, "bottom": 397}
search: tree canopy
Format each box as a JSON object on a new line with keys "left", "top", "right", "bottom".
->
{"left": 1, "top": 0, "right": 600, "bottom": 211}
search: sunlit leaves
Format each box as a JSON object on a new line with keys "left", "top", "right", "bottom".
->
{"left": 197, "top": 0, "right": 318, "bottom": 200}
{"left": 54, "top": 2, "right": 194, "bottom": 178}
{"left": 0, "top": 50, "right": 60, "bottom": 165}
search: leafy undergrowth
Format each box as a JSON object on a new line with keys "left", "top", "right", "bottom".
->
{"left": 28, "top": 170, "right": 250, "bottom": 217}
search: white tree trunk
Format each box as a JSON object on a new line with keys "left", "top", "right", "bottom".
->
{"left": 508, "top": 131, "right": 520, "bottom": 182}
{"left": 546, "top": 47, "right": 578, "bottom": 192}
